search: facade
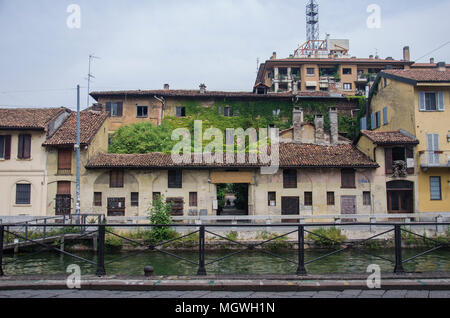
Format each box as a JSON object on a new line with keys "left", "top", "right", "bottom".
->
{"left": 367, "top": 65, "right": 450, "bottom": 212}
{"left": 0, "top": 108, "right": 71, "bottom": 216}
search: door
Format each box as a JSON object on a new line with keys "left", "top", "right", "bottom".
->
{"left": 281, "top": 197, "right": 300, "bottom": 223}
{"left": 387, "top": 191, "right": 413, "bottom": 214}
{"left": 341, "top": 196, "right": 356, "bottom": 222}
{"left": 107, "top": 198, "right": 126, "bottom": 216}
{"left": 55, "top": 181, "right": 71, "bottom": 216}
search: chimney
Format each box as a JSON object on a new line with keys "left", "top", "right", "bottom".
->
{"left": 430, "top": 57, "right": 435, "bottom": 64}
{"left": 164, "top": 84, "right": 170, "bottom": 90}
{"left": 199, "top": 83, "right": 206, "bottom": 94}
{"left": 293, "top": 107, "right": 304, "bottom": 142}
{"left": 329, "top": 108, "right": 338, "bottom": 145}
{"left": 369, "top": 55, "right": 374, "bottom": 60}
{"left": 403, "top": 46, "right": 410, "bottom": 61}
{"left": 314, "top": 115, "right": 325, "bottom": 145}
{"left": 437, "top": 62, "right": 446, "bottom": 72}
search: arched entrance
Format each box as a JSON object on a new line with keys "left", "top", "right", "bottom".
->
{"left": 387, "top": 180, "right": 414, "bottom": 214}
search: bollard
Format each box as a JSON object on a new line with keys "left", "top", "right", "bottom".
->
{"left": 296, "top": 226, "right": 307, "bottom": 276}
{"left": 96, "top": 224, "right": 106, "bottom": 276}
{"left": 197, "top": 225, "right": 207, "bottom": 276}
{"left": 0, "top": 226, "right": 4, "bottom": 276}
{"left": 144, "top": 266, "right": 154, "bottom": 277}
{"left": 394, "top": 225, "right": 405, "bottom": 274}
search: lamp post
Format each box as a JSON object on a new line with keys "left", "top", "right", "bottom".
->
{"left": 75, "top": 85, "right": 81, "bottom": 220}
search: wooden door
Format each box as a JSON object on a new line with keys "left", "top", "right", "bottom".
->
{"left": 341, "top": 196, "right": 356, "bottom": 222}
{"left": 55, "top": 181, "right": 71, "bottom": 215}
{"left": 281, "top": 197, "right": 300, "bottom": 223}
{"left": 107, "top": 198, "right": 126, "bottom": 216}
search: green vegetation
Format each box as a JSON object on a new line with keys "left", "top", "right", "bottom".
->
{"left": 307, "top": 227, "right": 347, "bottom": 248}
{"left": 146, "top": 196, "right": 178, "bottom": 244}
{"left": 226, "top": 231, "right": 239, "bottom": 241}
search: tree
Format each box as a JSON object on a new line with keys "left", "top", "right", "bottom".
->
{"left": 147, "top": 195, "right": 177, "bottom": 243}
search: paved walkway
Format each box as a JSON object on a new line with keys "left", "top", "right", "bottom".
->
{"left": 0, "top": 289, "right": 449, "bottom": 298}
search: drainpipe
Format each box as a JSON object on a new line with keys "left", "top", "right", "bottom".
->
{"left": 153, "top": 96, "right": 166, "bottom": 125}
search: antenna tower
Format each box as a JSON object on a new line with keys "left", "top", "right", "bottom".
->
{"left": 306, "top": 0, "right": 319, "bottom": 50}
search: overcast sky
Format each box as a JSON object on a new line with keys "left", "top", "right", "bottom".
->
{"left": 0, "top": 0, "right": 449, "bottom": 110}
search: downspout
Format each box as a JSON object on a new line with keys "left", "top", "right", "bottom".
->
{"left": 154, "top": 96, "right": 166, "bottom": 125}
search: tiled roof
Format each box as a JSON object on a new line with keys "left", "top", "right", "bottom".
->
{"left": 91, "top": 89, "right": 340, "bottom": 99}
{"left": 360, "top": 130, "right": 419, "bottom": 145}
{"left": 411, "top": 63, "right": 450, "bottom": 68}
{"left": 86, "top": 143, "right": 378, "bottom": 169}
{"left": 0, "top": 107, "right": 69, "bottom": 130}
{"left": 266, "top": 58, "right": 410, "bottom": 64}
{"left": 381, "top": 69, "right": 450, "bottom": 82}
{"left": 43, "top": 111, "right": 108, "bottom": 147}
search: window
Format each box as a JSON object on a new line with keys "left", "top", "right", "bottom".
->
{"left": 383, "top": 107, "right": 388, "bottom": 125}
{"left": 343, "top": 83, "right": 353, "bottom": 91}
{"left": 327, "top": 192, "right": 335, "bottom": 206}
{"left": 93, "top": 192, "right": 102, "bottom": 207}
{"left": 110, "top": 170, "right": 124, "bottom": 188}
{"left": 0, "top": 135, "right": 11, "bottom": 160}
{"left": 189, "top": 192, "right": 198, "bottom": 207}
{"left": 375, "top": 111, "right": 381, "bottom": 128}
{"left": 176, "top": 106, "right": 186, "bottom": 117}
{"left": 430, "top": 177, "right": 442, "bottom": 200}
{"left": 343, "top": 68, "right": 352, "bottom": 75}
{"left": 57, "top": 148, "right": 72, "bottom": 173}
{"left": 168, "top": 170, "right": 182, "bottom": 188}
{"left": 16, "top": 184, "right": 31, "bottom": 205}
{"left": 131, "top": 192, "right": 139, "bottom": 207}
{"left": 224, "top": 106, "right": 233, "bottom": 117}
{"left": 136, "top": 106, "right": 148, "bottom": 118}
{"left": 341, "top": 169, "right": 356, "bottom": 188}
{"left": 166, "top": 197, "right": 184, "bottom": 216}
{"left": 283, "top": 169, "right": 297, "bottom": 188}
{"left": 306, "top": 68, "right": 315, "bottom": 75}
{"left": 106, "top": 102, "right": 123, "bottom": 117}
{"left": 419, "top": 92, "right": 444, "bottom": 111}
{"left": 153, "top": 192, "right": 161, "bottom": 202}
{"left": 108, "top": 134, "right": 114, "bottom": 146}
{"left": 18, "top": 134, "right": 31, "bottom": 159}
{"left": 304, "top": 192, "right": 313, "bottom": 206}
{"left": 363, "top": 192, "right": 371, "bottom": 205}
{"left": 268, "top": 192, "right": 276, "bottom": 206}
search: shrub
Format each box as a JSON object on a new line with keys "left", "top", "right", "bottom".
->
{"left": 147, "top": 196, "right": 178, "bottom": 244}
{"left": 307, "top": 227, "right": 347, "bottom": 248}
{"left": 226, "top": 231, "right": 239, "bottom": 241}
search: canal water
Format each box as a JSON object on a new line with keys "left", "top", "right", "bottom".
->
{"left": 3, "top": 249, "right": 450, "bottom": 276}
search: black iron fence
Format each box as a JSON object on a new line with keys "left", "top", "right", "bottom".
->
{"left": 0, "top": 221, "right": 449, "bottom": 277}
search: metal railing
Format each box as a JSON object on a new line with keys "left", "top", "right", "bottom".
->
{"left": 0, "top": 221, "right": 449, "bottom": 277}
{"left": 419, "top": 150, "right": 450, "bottom": 168}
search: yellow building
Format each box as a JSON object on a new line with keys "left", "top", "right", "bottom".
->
{"left": 368, "top": 65, "right": 450, "bottom": 212}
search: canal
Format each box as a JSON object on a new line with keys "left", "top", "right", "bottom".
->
{"left": 2, "top": 249, "right": 450, "bottom": 276}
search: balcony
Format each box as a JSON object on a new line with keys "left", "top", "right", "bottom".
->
{"left": 419, "top": 151, "right": 450, "bottom": 169}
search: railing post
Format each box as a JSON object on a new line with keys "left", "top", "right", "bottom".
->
{"left": 0, "top": 226, "right": 4, "bottom": 276}
{"left": 96, "top": 224, "right": 106, "bottom": 276}
{"left": 43, "top": 219, "right": 47, "bottom": 239}
{"left": 394, "top": 225, "right": 405, "bottom": 274}
{"left": 197, "top": 225, "right": 207, "bottom": 276}
{"left": 25, "top": 222, "right": 28, "bottom": 241}
{"left": 296, "top": 225, "right": 307, "bottom": 276}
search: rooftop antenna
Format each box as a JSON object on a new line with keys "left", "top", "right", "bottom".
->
{"left": 306, "top": 0, "right": 319, "bottom": 50}
{"left": 87, "top": 54, "right": 100, "bottom": 108}
{"left": 256, "top": 58, "right": 260, "bottom": 74}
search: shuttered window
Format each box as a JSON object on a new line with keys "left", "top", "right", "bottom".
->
{"left": 106, "top": 102, "right": 123, "bottom": 117}
{"left": 283, "top": 169, "right": 297, "bottom": 189}
{"left": 58, "top": 148, "right": 72, "bottom": 172}
{"left": 385, "top": 148, "right": 393, "bottom": 174}
{"left": 224, "top": 106, "right": 233, "bottom": 117}
{"left": 0, "top": 135, "right": 11, "bottom": 160}
{"left": 363, "top": 192, "right": 371, "bottom": 205}
{"left": 268, "top": 192, "right": 276, "bottom": 206}
{"left": 371, "top": 113, "right": 375, "bottom": 130}
{"left": 57, "top": 181, "right": 71, "bottom": 195}
{"left": 131, "top": 192, "right": 139, "bottom": 207}
{"left": 430, "top": 177, "right": 442, "bottom": 200}
{"left": 304, "top": 192, "right": 313, "bottom": 206}
{"left": 93, "top": 192, "right": 102, "bottom": 206}
{"left": 168, "top": 170, "right": 182, "bottom": 188}
{"left": 176, "top": 107, "right": 186, "bottom": 117}
{"left": 110, "top": 170, "right": 124, "bottom": 188}
{"left": 419, "top": 92, "right": 444, "bottom": 111}
{"left": 18, "top": 134, "right": 31, "bottom": 159}
{"left": 16, "top": 184, "right": 31, "bottom": 205}
{"left": 341, "top": 169, "right": 356, "bottom": 188}
{"left": 327, "top": 192, "right": 335, "bottom": 206}
{"left": 189, "top": 192, "right": 198, "bottom": 207}
{"left": 383, "top": 107, "right": 388, "bottom": 125}
{"left": 166, "top": 197, "right": 184, "bottom": 216}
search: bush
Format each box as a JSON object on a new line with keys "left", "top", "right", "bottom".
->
{"left": 307, "top": 227, "right": 347, "bottom": 248}
{"left": 147, "top": 196, "right": 178, "bottom": 244}
{"left": 226, "top": 231, "right": 239, "bottom": 241}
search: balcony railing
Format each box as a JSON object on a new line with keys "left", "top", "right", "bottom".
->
{"left": 419, "top": 150, "right": 450, "bottom": 168}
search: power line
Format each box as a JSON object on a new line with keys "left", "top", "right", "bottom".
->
{"left": 0, "top": 87, "right": 86, "bottom": 94}
{"left": 415, "top": 41, "right": 450, "bottom": 62}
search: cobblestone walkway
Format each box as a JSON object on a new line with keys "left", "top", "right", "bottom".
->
{"left": 0, "top": 290, "right": 449, "bottom": 298}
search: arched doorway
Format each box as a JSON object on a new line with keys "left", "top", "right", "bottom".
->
{"left": 387, "top": 180, "right": 414, "bottom": 214}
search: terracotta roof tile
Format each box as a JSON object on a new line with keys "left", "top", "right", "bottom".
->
{"left": 360, "top": 130, "right": 419, "bottom": 145}
{"left": 86, "top": 143, "right": 378, "bottom": 169}
{"left": 43, "top": 111, "right": 108, "bottom": 146}
{"left": 0, "top": 107, "right": 69, "bottom": 130}
{"left": 382, "top": 69, "right": 450, "bottom": 82}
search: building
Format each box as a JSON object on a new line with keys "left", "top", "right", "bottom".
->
{"left": 0, "top": 108, "right": 70, "bottom": 216}
{"left": 254, "top": 44, "right": 413, "bottom": 96}
{"left": 366, "top": 65, "right": 450, "bottom": 213}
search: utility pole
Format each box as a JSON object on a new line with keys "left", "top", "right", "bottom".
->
{"left": 75, "top": 85, "right": 81, "bottom": 219}
{"left": 87, "top": 54, "right": 100, "bottom": 108}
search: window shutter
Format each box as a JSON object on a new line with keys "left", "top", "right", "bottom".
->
{"left": 419, "top": 92, "right": 426, "bottom": 111}
{"left": 360, "top": 117, "right": 367, "bottom": 130}
{"left": 106, "top": 102, "right": 112, "bottom": 116}
{"left": 437, "top": 92, "right": 444, "bottom": 111}
{"left": 4, "top": 135, "right": 11, "bottom": 160}
{"left": 117, "top": 102, "right": 123, "bottom": 117}
{"left": 18, "top": 135, "right": 24, "bottom": 158}
{"left": 23, "top": 135, "right": 31, "bottom": 159}
{"left": 383, "top": 107, "right": 388, "bottom": 125}
{"left": 406, "top": 146, "right": 414, "bottom": 175}
{"left": 385, "top": 148, "right": 393, "bottom": 174}
{"left": 58, "top": 149, "right": 72, "bottom": 170}
{"left": 371, "top": 114, "right": 375, "bottom": 130}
